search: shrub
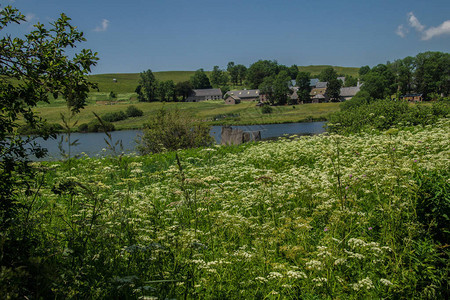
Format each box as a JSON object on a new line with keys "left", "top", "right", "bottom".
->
{"left": 102, "top": 111, "right": 127, "bottom": 122}
{"left": 261, "top": 105, "right": 273, "bottom": 114}
{"left": 137, "top": 108, "right": 214, "bottom": 154}
{"left": 328, "top": 99, "right": 449, "bottom": 134}
{"left": 125, "top": 105, "right": 144, "bottom": 117}
{"left": 78, "top": 120, "right": 115, "bottom": 132}
{"left": 17, "top": 122, "right": 63, "bottom": 135}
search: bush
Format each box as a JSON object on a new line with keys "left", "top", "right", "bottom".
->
{"left": 78, "top": 120, "right": 115, "bottom": 132}
{"left": 261, "top": 105, "right": 273, "bottom": 114}
{"left": 17, "top": 122, "right": 63, "bottom": 135}
{"left": 328, "top": 99, "right": 449, "bottom": 134}
{"left": 102, "top": 111, "right": 127, "bottom": 122}
{"left": 137, "top": 108, "right": 214, "bottom": 154}
{"left": 125, "top": 105, "right": 144, "bottom": 117}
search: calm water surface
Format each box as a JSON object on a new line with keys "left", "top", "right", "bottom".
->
{"left": 31, "top": 121, "right": 326, "bottom": 160}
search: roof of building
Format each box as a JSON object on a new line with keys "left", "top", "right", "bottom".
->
{"left": 340, "top": 86, "right": 360, "bottom": 97}
{"left": 192, "top": 88, "right": 222, "bottom": 97}
{"left": 310, "top": 78, "right": 320, "bottom": 87}
{"left": 312, "top": 94, "right": 326, "bottom": 99}
{"left": 310, "top": 87, "right": 327, "bottom": 95}
{"left": 337, "top": 76, "right": 346, "bottom": 84}
{"left": 401, "top": 93, "right": 423, "bottom": 97}
{"left": 315, "top": 82, "right": 328, "bottom": 88}
{"left": 227, "top": 89, "right": 260, "bottom": 98}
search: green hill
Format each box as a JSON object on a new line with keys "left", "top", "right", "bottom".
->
{"left": 298, "top": 65, "right": 360, "bottom": 77}
{"left": 88, "top": 66, "right": 360, "bottom": 94}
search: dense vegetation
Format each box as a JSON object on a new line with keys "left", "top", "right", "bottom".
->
{"left": 3, "top": 118, "right": 448, "bottom": 299}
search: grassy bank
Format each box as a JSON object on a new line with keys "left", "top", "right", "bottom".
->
{"left": 17, "top": 119, "right": 449, "bottom": 298}
{"left": 33, "top": 101, "right": 341, "bottom": 130}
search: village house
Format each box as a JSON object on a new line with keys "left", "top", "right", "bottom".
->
{"left": 339, "top": 86, "right": 361, "bottom": 101}
{"left": 226, "top": 89, "right": 260, "bottom": 101}
{"left": 224, "top": 95, "right": 241, "bottom": 105}
{"left": 400, "top": 93, "right": 423, "bottom": 102}
{"left": 186, "top": 88, "right": 222, "bottom": 102}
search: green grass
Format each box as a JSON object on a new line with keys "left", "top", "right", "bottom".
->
{"left": 88, "top": 71, "right": 211, "bottom": 94}
{"left": 12, "top": 118, "right": 449, "bottom": 299}
{"left": 298, "top": 65, "right": 360, "bottom": 77}
{"left": 33, "top": 101, "right": 340, "bottom": 130}
{"left": 88, "top": 66, "right": 360, "bottom": 94}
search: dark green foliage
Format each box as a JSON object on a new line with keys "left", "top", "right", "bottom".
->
{"left": 339, "top": 90, "right": 373, "bottom": 111}
{"left": 296, "top": 72, "right": 312, "bottom": 103}
{"left": 327, "top": 77, "right": 342, "bottom": 102}
{"left": 261, "top": 105, "right": 273, "bottom": 114}
{"left": 17, "top": 122, "right": 63, "bottom": 135}
{"left": 175, "top": 81, "right": 193, "bottom": 101}
{"left": 190, "top": 69, "right": 211, "bottom": 89}
{"left": 344, "top": 75, "right": 358, "bottom": 87}
{"left": 210, "top": 66, "right": 229, "bottom": 87}
{"left": 126, "top": 105, "right": 144, "bottom": 117}
{"left": 415, "top": 169, "right": 450, "bottom": 244}
{"left": 318, "top": 67, "right": 338, "bottom": 82}
{"left": 137, "top": 108, "right": 214, "bottom": 154}
{"left": 0, "top": 6, "right": 97, "bottom": 299}
{"left": 102, "top": 111, "right": 128, "bottom": 122}
{"left": 246, "top": 60, "right": 280, "bottom": 89}
{"left": 78, "top": 120, "right": 115, "bottom": 132}
{"left": 137, "top": 69, "right": 158, "bottom": 102}
{"left": 328, "top": 99, "right": 449, "bottom": 134}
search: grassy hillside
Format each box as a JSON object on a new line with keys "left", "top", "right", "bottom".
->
{"left": 88, "top": 71, "right": 211, "bottom": 94}
{"left": 33, "top": 101, "right": 340, "bottom": 130}
{"left": 298, "top": 65, "right": 360, "bottom": 77}
{"left": 88, "top": 66, "right": 360, "bottom": 94}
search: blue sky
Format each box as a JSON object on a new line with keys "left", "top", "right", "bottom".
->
{"left": 3, "top": 0, "right": 450, "bottom": 74}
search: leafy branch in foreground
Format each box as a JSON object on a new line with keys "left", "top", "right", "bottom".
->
{"left": 0, "top": 5, "right": 98, "bottom": 298}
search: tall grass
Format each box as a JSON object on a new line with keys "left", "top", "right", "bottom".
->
{"left": 7, "top": 118, "right": 449, "bottom": 299}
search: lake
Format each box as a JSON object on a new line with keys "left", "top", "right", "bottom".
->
{"left": 30, "top": 121, "right": 326, "bottom": 160}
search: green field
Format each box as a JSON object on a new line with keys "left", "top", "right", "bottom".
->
{"left": 15, "top": 118, "right": 449, "bottom": 298}
{"left": 88, "top": 65, "right": 360, "bottom": 94}
{"left": 298, "top": 65, "right": 360, "bottom": 78}
{"left": 34, "top": 101, "right": 340, "bottom": 130}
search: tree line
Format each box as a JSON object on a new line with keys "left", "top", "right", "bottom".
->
{"left": 135, "top": 52, "right": 449, "bottom": 103}
{"left": 358, "top": 52, "right": 450, "bottom": 101}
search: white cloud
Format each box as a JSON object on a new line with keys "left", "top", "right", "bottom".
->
{"left": 94, "top": 19, "right": 109, "bottom": 32}
{"left": 397, "top": 12, "right": 450, "bottom": 40}
{"left": 395, "top": 24, "right": 408, "bottom": 38}
{"left": 407, "top": 12, "right": 425, "bottom": 32}
{"left": 25, "top": 13, "right": 37, "bottom": 23}
{"left": 422, "top": 20, "right": 450, "bottom": 40}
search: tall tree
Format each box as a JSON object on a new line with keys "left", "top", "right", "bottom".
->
{"left": 289, "top": 64, "right": 299, "bottom": 80}
{"left": 227, "top": 61, "right": 239, "bottom": 85}
{"left": 327, "top": 77, "right": 342, "bottom": 102}
{"left": 296, "top": 72, "right": 312, "bottom": 103}
{"left": 0, "top": 6, "right": 98, "bottom": 297}
{"left": 344, "top": 75, "right": 358, "bottom": 87}
{"left": 246, "top": 60, "right": 280, "bottom": 89}
{"left": 175, "top": 81, "right": 193, "bottom": 101}
{"left": 158, "top": 80, "right": 176, "bottom": 101}
{"left": 414, "top": 51, "right": 450, "bottom": 99}
{"left": 318, "top": 67, "right": 338, "bottom": 82}
{"left": 359, "top": 65, "right": 371, "bottom": 77}
{"left": 190, "top": 68, "right": 211, "bottom": 89}
{"left": 235, "top": 64, "right": 247, "bottom": 85}
{"left": 272, "top": 71, "right": 291, "bottom": 105}
{"left": 259, "top": 76, "right": 275, "bottom": 105}
{"left": 137, "top": 69, "right": 158, "bottom": 101}
{"left": 210, "top": 66, "right": 228, "bottom": 87}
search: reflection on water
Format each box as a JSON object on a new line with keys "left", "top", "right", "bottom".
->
{"left": 30, "top": 121, "right": 326, "bottom": 160}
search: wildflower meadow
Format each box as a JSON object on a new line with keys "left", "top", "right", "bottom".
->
{"left": 10, "top": 118, "right": 448, "bottom": 299}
